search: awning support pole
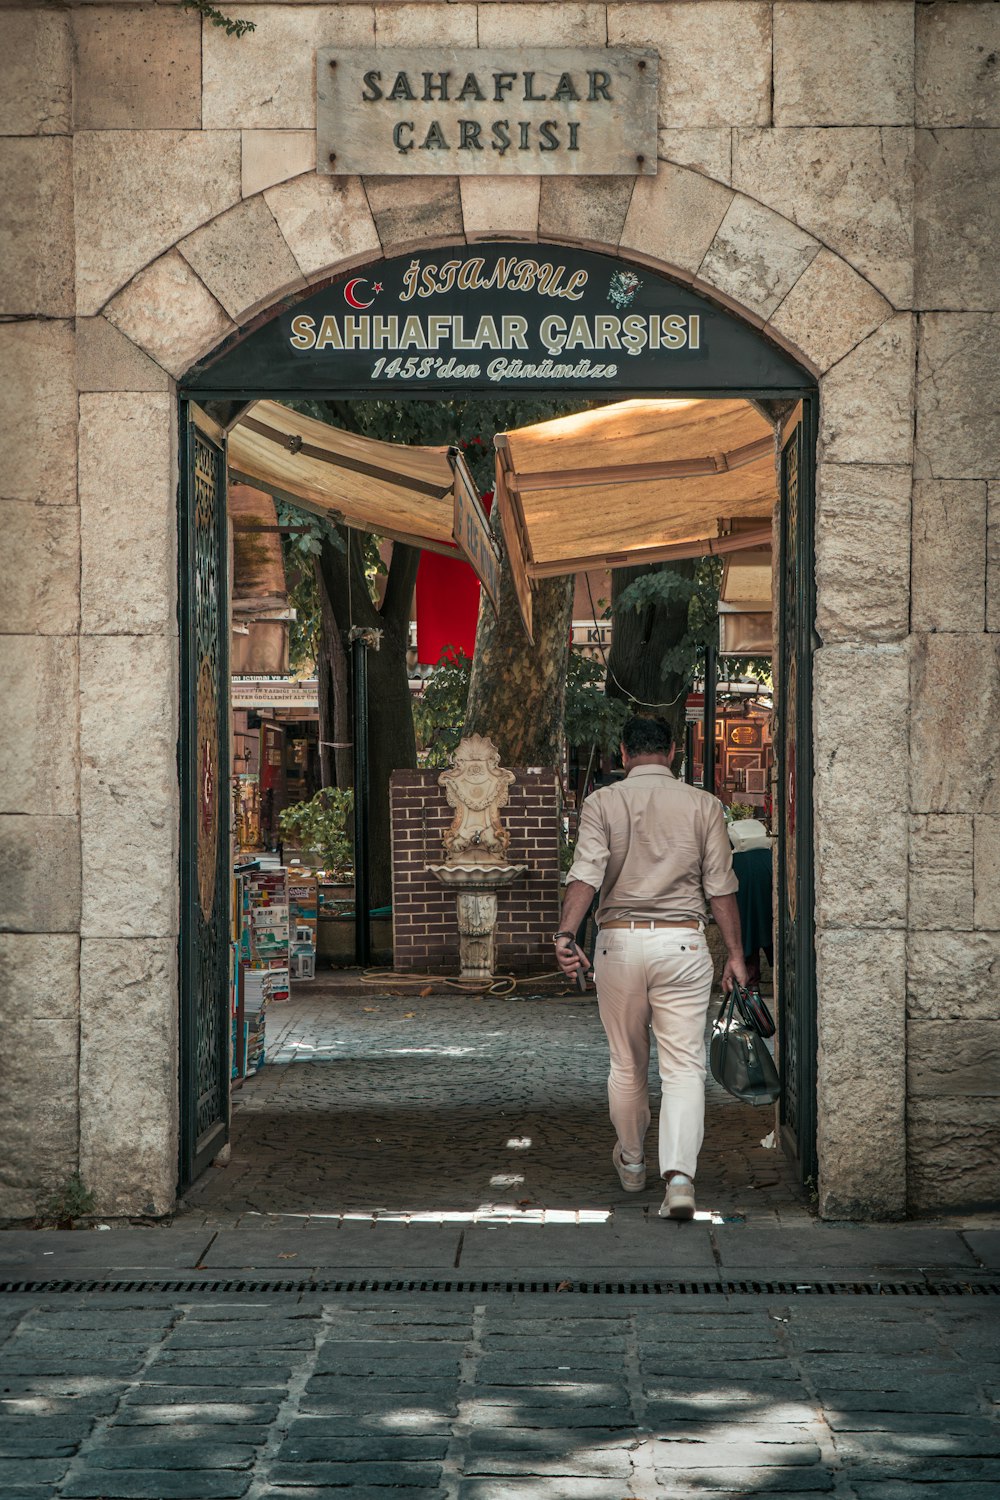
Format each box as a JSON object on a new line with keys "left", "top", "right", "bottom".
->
{"left": 350, "top": 628, "right": 376, "bottom": 967}
{"left": 703, "top": 645, "right": 717, "bottom": 795}
{"left": 684, "top": 721, "right": 695, "bottom": 785}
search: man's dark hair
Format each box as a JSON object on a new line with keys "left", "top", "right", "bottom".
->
{"left": 621, "top": 715, "right": 675, "bottom": 758}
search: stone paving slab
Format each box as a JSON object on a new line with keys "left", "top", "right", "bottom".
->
{"left": 459, "top": 1220, "right": 716, "bottom": 1273}
{"left": 852, "top": 1486, "right": 1000, "bottom": 1499}
{"left": 0, "top": 1229, "right": 214, "bottom": 1278}
{"left": 713, "top": 1223, "right": 979, "bottom": 1270}
{"left": 965, "top": 1229, "right": 1000, "bottom": 1268}
{"left": 201, "top": 1224, "right": 463, "bottom": 1271}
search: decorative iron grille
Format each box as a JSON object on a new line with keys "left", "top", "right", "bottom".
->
{"left": 179, "top": 408, "right": 231, "bottom": 1188}
{"left": 777, "top": 408, "right": 817, "bottom": 1181}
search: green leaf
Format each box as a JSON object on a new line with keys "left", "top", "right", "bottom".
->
{"left": 181, "top": 0, "right": 256, "bottom": 36}
{"left": 278, "top": 788, "right": 354, "bottom": 874}
{"left": 564, "top": 651, "right": 628, "bottom": 753}
{"left": 658, "top": 639, "right": 701, "bottom": 678}
{"left": 613, "top": 570, "right": 702, "bottom": 615}
{"left": 274, "top": 498, "right": 344, "bottom": 557}
{"left": 413, "top": 650, "right": 473, "bottom": 767}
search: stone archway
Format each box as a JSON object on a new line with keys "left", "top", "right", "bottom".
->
{"left": 77, "top": 167, "right": 913, "bottom": 1222}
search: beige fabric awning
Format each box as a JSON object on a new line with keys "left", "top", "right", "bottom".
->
{"left": 229, "top": 400, "right": 458, "bottom": 554}
{"left": 494, "top": 397, "right": 778, "bottom": 638}
{"left": 225, "top": 397, "right": 776, "bottom": 646}
{"left": 228, "top": 400, "right": 500, "bottom": 609}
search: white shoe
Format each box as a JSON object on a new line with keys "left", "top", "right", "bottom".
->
{"left": 612, "top": 1144, "right": 646, "bottom": 1193}
{"left": 659, "top": 1174, "right": 696, "bottom": 1220}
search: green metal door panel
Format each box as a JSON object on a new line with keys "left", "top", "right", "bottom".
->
{"left": 776, "top": 400, "right": 817, "bottom": 1182}
{"left": 178, "top": 403, "right": 231, "bottom": 1191}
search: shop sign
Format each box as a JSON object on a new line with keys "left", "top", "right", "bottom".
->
{"left": 232, "top": 676, "right": 319, "bottom": 710}
{"left": 572, "top": 622, "right": 612, "bottom": 649}
{"left": 186, "top": 245, "right": 813, "bottom": 398}
{"left": 318, "top": 48, "right": 657, "bottom": 177}
{"left": 451, "top": 458, "right": 501, "bottom": 613}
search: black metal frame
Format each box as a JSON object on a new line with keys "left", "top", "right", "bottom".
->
{"left": 175, "top": 245, "right": 819, "bottom": 1192}
{"left": 178, "top": 404, "right": 232, "bottom": 1192}
{"left": 776, "top": 396, "right": 818, "bottom": 1183}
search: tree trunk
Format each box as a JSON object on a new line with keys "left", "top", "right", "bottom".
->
{"left": 606, "top": 559, "right": 697, "bottom": 746}
{"left": 464, "top": 551, "right": 574, "bottom": 768}
{"left": 316, "top": 567, "right": 338, "bottom": 789}
{"left": 316, "top": 531, "right": 419, "bottom": 909}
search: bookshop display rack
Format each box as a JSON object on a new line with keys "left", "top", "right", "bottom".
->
{"left": 230, "top": 861, "right": 318, "bottom": 1084}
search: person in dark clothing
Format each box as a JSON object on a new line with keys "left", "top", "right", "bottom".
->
{"left": 728, "top": 819, "right": 774, "bottom": 986}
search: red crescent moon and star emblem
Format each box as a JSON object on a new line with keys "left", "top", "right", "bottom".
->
{"left": 344, "top": 277, "right": 381, "bottom": 309}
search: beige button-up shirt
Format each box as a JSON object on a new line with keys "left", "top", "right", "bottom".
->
{"left": 567, "top": 764, "right": 738, "bottom": 925}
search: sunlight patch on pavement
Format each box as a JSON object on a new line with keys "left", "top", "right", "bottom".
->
{"left": 261, "top": 1206, "right": 614, "bottom": 1224}
{"left": 239, "top": 1204, "right": 724, "bottom": 1225}
{"left": 379, "top": 1407, "right": 454, "bottom": 1429}
{"left": 386, "top": 1046, "right": 481, "bottom": 1056}
{"left": 278, "top": 1040, "right": 343, "bottom": 1051}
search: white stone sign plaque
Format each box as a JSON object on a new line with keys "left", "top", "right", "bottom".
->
{"left": 317, "top": 48, "right": 658, "bottom": 177}
{"left": 231, "top": 677, "right": 319, "bottom": 710}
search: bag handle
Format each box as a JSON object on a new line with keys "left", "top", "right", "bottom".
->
{"left": 733, "top": 982, "right": 755, "bottom": 1029}
{"left": 732, "top": 981, "right": 776, "bottom": 1038}
{"left": 714, "top": 985, "right": 740, "bottom": 1029}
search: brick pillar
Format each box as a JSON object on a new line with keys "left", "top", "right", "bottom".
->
{"left": 390, "top": 768, "right": 561, "bottom": 974}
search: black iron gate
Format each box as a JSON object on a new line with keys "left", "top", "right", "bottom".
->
{"left": 776, "top": 399, "right": 817, "bottom": 1182}
{"left": 178, "top": 403, "right": 231, "bottom": 1191}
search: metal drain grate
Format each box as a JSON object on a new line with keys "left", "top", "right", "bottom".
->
{"left": 2, "top": 1278, "right": 999, "bottom": 1297}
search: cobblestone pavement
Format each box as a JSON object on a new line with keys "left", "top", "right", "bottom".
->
{"left": 7, "top": 984, "right": 999, "bottom": 1497}
{"left": 2, "top": 1289, "right": 999, "bottom": 1498}
{"left": 181, "top": 979, "right": 806, "bottom": 1225}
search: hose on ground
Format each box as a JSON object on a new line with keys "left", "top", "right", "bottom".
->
{"left": 356, "top": 968, "right": 585, "bottom": 997}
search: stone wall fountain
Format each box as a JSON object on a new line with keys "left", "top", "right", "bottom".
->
{"left": 425, "top": 735, "right": 528, "bottom": 980}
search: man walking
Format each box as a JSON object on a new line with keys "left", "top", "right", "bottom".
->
{"left": 554, "top": 716, "right": 748, "bottom": 1220}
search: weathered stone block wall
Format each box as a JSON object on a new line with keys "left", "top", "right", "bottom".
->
{"left": 906, "top": 1, "right": 1000, "bottom": 1215}
{"left": 1, "top": 0, "right": 997, "bottom": 1219}
{"left": 390, "top": 769, "right": 561, "bottom": 974}
{"left": 1, "top": 7, "right": 80, "bottom": 1219}
{"left": 1, "top": 4, "right": 181, "bottom": 1219}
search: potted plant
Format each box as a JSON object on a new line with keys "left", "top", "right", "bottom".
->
{"left": 727, "top": 801, "right": 756, "bottom": 823}
{"left": 278, "top": 787, "right": 354, "bottom": 881}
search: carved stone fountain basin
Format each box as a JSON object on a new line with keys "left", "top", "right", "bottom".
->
{"left": 427, "top": 734, "right": 529, "bottom": 981}
{"left": 426, "top": 863, "right": 527, "bottom": 890}
{"left": 425, "top": 862, "right": 528, "bottom": 980}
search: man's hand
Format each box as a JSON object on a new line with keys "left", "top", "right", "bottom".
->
{"left": 553, "top": 880, "right": 599, "bottom": 983}
{"left": 554, "top": 937, "right": 586, "bottom": 980}
{"left": 721, "top": 953, "right": 750, "bottom": 994}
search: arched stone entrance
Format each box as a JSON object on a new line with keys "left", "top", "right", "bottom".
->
{"left": 177, "top": 238, "right": 818, "bottom": 1196}
{"left": 75, "top": 167, "right": 911, "bottom": 1223}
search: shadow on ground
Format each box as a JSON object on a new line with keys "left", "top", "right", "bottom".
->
{"left": 180, "top": 981, "right": 806, "bottom": 1223}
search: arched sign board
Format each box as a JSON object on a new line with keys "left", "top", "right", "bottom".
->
{"left": 182, "top": 243, "right": 813, "bottom": 400}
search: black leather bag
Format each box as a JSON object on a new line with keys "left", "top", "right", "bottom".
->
{"left": 710, "top": 985, "right": 781, "bottom": 1106}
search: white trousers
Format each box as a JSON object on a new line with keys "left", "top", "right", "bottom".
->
{"left": 594, "top": 925, "right": 715, "bottom": 1180}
